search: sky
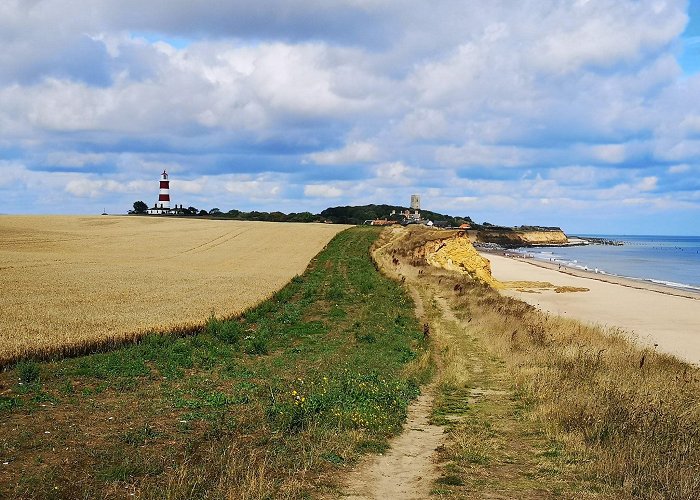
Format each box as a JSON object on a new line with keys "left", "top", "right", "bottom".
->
{"left": 1, "top": 0, "right": 699, "bottom": 235}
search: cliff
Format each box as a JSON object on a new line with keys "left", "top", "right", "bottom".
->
{"left": 393, "top": 228, "right": 500, "bottom": 287}
{"left": 476, "top": 229, "right": 568, "bottom": 247}
{"left": 426, "top": 235, "right": 500, "bottom": 287}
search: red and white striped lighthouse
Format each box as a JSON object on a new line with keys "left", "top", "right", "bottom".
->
{"left": 157, "top": 170, "right": 170, "bottom": 209}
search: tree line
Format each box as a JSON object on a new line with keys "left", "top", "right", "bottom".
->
{"left": 131, "top": 201, "right": 475, "bottom": 226}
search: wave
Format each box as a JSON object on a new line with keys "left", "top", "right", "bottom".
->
{"left": 643, "top": 278, "right": 700, "bottom": 293}
{"left": 525, "top": 249, "right": 700, "bottom": 292}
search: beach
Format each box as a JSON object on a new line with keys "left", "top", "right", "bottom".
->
{"left": 483, "top": 252, "right": 700, "bottom": 365}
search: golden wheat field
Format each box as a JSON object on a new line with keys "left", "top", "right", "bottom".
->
{"left": 0, "top": 216, "right": 347, "bottom": 364}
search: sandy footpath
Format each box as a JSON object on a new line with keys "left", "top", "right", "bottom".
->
{"left": 483, "top": 253, "right": 700, "bottom": 365}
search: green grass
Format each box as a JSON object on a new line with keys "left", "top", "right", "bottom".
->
{"left": 0, "top": 227, "right": 428, "bottom": 498}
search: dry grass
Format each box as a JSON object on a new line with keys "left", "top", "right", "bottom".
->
{"left": 0, "top": 216, "right": 346, "bottom": 365}
{"left": 449, "top": 283, "right": 700, "bottom": 499}
{"left": 554, "top": 285, "right": 590, "bottom": 293}
{"left": 383, "top": 226, "right": 700, "bottom": 499}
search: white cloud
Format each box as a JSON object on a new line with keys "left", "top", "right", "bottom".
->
{"left": 435, "top": 142, "right": 536, "bottom": 168}
{"left": 636, "top": 176, "right": 658, "bottom": 191}
{"left": 44, "top": 152, "right": 108, "bottom": 167}
{"left": 172, "top": 179, "right": 205, "bottom": 194}
{"left": 590, "top": 144, "right": 627, "bottom": 164}
{"left": 304, "top": 184, "right": 343, "bottom": 198}
{"left": 548, "top": 166, "right": 621, "bottom": 186}
{"left": 620, "top": 196, "right": 696, "bottom": 210}
{"left": 307, "top": 141, "right": 379, "bottom": 165}
{"left": 530, "top": 0, "right": 686, "bottom": 73}
{"left": 65, "top": 179, "right": 150, "bottom": 198}
{"left": 373, "top": 161, "right": 422, "bottom": 186}
{"left": 224, "top": 178, "right": 282, "bottom": 199}
{"left": 668, "top": 164, "right": 690, "bottom": 174}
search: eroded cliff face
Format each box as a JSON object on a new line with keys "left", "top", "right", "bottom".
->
{"left": 476, "top": 230, "right": 568, "bottom": 247}
{"left": 420, "top": 233, "right": 501, "bottom": 288}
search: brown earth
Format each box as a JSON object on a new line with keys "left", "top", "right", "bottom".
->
{"left": 341, "top": 389, "right": 444, "bottom": 500}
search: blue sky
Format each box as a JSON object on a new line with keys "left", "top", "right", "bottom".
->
{"left": 1, "top": 0, "right": 699, "bottom": 235}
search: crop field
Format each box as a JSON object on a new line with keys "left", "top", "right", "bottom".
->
{"left": 0, "top": 216, "right": 346, "bottom": 364}
{"left": 0, "top": 227, "right": 427, "bottom": 498}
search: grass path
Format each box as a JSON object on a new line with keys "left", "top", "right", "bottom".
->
{"left": 342, "top": 389, "right": 443, "bottom": 499}
{"left": 427, "top": 293, "right": 614, "bottom": 499}
{"left": 353, "top": 227, "right": 618, "bottom": 499}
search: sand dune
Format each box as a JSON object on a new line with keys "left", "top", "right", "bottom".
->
{"left": 483, "top": 252, "right": 700, "bottom": 365}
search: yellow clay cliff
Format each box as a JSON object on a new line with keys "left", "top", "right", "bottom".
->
{"left": 424, "top": 234, "right": 502, "bottom": 288}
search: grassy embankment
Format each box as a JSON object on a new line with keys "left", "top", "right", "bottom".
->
{"left": 0, "top": 227, "right": 429, "bottom": 498}
{"left": 387, "top": 227, "right": 700, "bottom": 499}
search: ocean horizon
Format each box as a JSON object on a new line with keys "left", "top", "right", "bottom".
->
{"left": 521, "top": 234, "right": 700, "bottom": 292}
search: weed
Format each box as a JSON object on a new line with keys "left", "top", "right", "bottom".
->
{"left": 59, "top": 380, "right": 75, "bottom": 395}
{"left": 16, "top": 360, "right": 40, "bottom": 383}
{"left": 355, "top": 439, "right": 390, "bottom": 454}
{"left": 267, "top": 371, "right": 419, "bottom": 433}
{"left": 0, "top": 396, "right": 21, "bottom": 412}
{"left": 244, "top": 335, "right": 269, "bottom": 355}
{"left": 436, "top": 475, "right": 465, "bottom": 486}
{"left": 98, "top": 454, "right": 163, "bottom": 482}
{"left": 122, "top": 425, "right": 161, "bottom": 446}
{"left": 321, "top": 452, "right": 345, "bottom": 464}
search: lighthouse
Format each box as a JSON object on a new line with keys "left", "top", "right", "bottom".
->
{"left": 157, "top": 170, "right": 170, "bottom": 210}
{"left": 147, "top": 170, "right": 182, "bottom": 215}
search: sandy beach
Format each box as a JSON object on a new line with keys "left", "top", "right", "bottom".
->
{"left": 482, "top": 252, "right": 700, "bottom": 365}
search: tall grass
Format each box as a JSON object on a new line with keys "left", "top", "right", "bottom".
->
{"left": 389, "top": 227, "right": 700, "bottom": 499}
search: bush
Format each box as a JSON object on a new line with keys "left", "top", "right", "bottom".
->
{"left": 244, "top": 335, "right": 269, "bottom": 355}
{"left": 219, "top": 322, "right": 243, "bottom": 345}
{"left": 16, "top": 360, "right": 40, "bottom": 384}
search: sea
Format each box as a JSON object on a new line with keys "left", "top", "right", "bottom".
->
{"left": 514, "top": 235, "right": 700, "bottom": 293}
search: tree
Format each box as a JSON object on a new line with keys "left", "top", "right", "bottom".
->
{"left": 209, "top": 208, "right": 222, "bottom": 216}
{"left": 133, "top": 201, "right": 148, "bottom": 213}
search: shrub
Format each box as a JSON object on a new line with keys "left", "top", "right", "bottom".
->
{"left": 16, "top": 360, "right": 40, "bottom": 384}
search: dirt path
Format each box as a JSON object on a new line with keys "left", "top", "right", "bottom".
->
{"left": 341, "top": 388, "right": 444, "bottom": 499}
{"left": 334, "top": 234, "right": 446, "bottom": 499}
{"left": 336, "top": 228, "right": 617, "bottom": 499}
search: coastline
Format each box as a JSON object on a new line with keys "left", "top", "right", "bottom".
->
{"left": 481, "top": 251, "right": 700, "bottom": 365}
{"left": 479, "top": 248, "right": 700, "bottom": 301}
